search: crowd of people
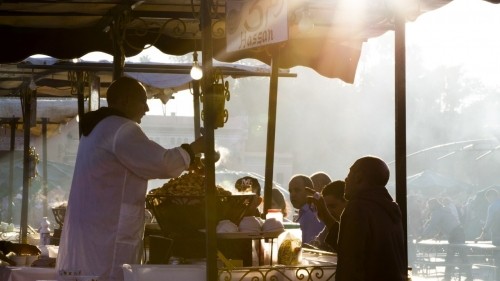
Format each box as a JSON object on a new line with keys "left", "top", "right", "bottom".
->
{"left": 286, "top": 163, "right": 500, "bottom": 281}
{"left": 234, "top": 157, "right": 409, "bottom": 280}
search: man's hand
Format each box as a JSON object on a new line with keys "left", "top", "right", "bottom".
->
{"left": 307, "top": 193, "right": 336, "bottom": 228}
{"left": 190, "top": 136, "right": 205, "bottom": 155}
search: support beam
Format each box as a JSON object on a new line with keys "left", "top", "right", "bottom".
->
{"left": 394, "top": 11, "right": 408, "bottom": 271}
{"left": 42, "top": 118, "right": 49, "bottom": 217}
{"left": 20, "top": 87, "right": 33, "bottom": 244}
{"left": 8, "top": 117, "right": 18, "bottom": 223}
{"left": 200, "top": 0, "right": 217, "bottom": 280}
{"left": 263, "top": 48, "right": 280, "bottom": 215}
{"left": 192, "top": 81, "right": 202, "bottom": 138}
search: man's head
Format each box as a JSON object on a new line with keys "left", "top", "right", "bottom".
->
{"left": 344, "top": 156, "right": 390, "bottom": 200}
{"left": 106, "top": 76, "right": 149, "bottom": 123}
{"left": 235, "top": 176, "right": 262, "bottom": 215}
{"left": 288, "top": 174, "right": 314, "bottom": 209}
{"left": 321, "top": 180, "right": 347, "bottom": 220}
{"left": 235, "top": 176, "right": 261, "bottom": 196}
{"left": 310, "top": 172, "right": 331, "bottom": 192}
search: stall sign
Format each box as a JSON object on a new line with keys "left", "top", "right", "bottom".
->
{"left": 226, "top": 0, "right": 288, "bottom": 52}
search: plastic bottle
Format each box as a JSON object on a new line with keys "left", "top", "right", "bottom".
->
{"left": 38, "top": 217, "right": 51, "bottom": 258}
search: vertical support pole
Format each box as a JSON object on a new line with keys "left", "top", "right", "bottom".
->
{"left": 42, "top": 118, "right": 48, "bottom": 218}
{"left": 8, "top": 117, "right": 18, "bottom": 223}
{"left": 395, "top": 12, "right": 408, "bottom": 271}
{"left": 20, "top": 88, "right": 32, "bottom": 243}
{"left": 77, "top": 71, "right": 85, "bottom": 138}
{"left": 113, "top": 52, "right": 125, "bottom": 81}
{"left": 200, "top": 0, "right": 217, "bottom": 279}
{"left": 263, "top": 48, "right": 280, "bottom": 215}
{"left": 193, "top": 80, "right": 202, "bottom": 138}
{"left": 112, "top": 16, "right": 125, "bottom": 81}
{"left": 111, "top": 14, "right": 126, "bottom": 81}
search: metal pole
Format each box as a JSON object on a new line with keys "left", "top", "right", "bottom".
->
{"left": 200, "top": 0, "right": 217, "bottom": 279}
{"left": 8, "top": 117, "right": 18, "bottom": 223}
{"left": 77, "top": 72, "right": 85, "bottom": 138}
{"left": 395, "top": 11, "right": 408, "bottom": 271}
{"left": 20, "top": 89, "right": 32, "bottom": 243}
{"left": 263, "top": 48, "right": 280, "bottom": 215}
{"left": 193, "top": 80, "right": 202, "bottom": 138}
{"left": 42, "top": 118, "right": 48, "bottom": 217}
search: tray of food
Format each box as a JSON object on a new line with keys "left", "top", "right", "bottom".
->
{"left": 146, "top": 172, "right": 254, "bottom": 235}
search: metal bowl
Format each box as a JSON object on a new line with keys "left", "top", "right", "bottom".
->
{"left": 145, "top": 194, "right": 254, "bottom": 235}
{"left": 51, "top": 206, "right": 66, "bottom": 229}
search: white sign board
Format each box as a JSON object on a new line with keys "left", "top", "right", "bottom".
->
{"left": 226, "top": 0, "right": 288, "bottom": 52}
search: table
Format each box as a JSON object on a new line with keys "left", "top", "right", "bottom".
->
{"left": 413, "top": 240, "right": 497, "bottom": 280}
{"left": 0, "top": 266, "right": 56, "bottom": 281}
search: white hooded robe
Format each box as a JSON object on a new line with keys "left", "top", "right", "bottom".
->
{"left": 56, "top": 115, "right": 190, "bottom": 281}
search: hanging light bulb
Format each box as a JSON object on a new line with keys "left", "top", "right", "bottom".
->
{"left": 190, "top": 51, "right": 203, "bottom": 80}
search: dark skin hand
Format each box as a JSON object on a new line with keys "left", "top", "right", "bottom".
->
{"left": 189, "top": 136, "right": 205, "bottom": 155}
{"left": 307, "top": 191, "right": 338, "bottom": 229}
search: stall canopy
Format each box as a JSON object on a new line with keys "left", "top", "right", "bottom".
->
{"left": 0, "top": 0, "right": 480, "bottom": 83}
{"left": 0, "top": 57, "right": 295, "bottom": 126}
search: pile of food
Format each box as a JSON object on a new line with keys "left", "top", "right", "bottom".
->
{"left": 146, "top": 171, "right": 253, "bottom": 235}
{"left": 148, "top": 172, "right": 231, "bottom": 196}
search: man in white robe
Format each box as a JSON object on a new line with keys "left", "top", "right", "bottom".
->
{"left": 56, "top": 77, "right": 203, "bottom": 281}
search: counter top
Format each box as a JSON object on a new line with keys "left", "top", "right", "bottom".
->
{"left": 0, "top": 266, "right": 56, "bottom": 281}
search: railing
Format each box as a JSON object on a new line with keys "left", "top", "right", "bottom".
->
{"left": 218, "top": 264, "right": 336, "bottom": 281}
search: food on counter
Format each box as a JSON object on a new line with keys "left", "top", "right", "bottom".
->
{"left": 238, "top": 216, "right": 263, "bottom": 232}
{"left": 149, "top": 172, "right": 231, "bottom": 196}
{"left": 0, "top": 241, "right": 42, "bottom": 266}
{"left": 216, "top": 220, "right": 239, "bottom": 233}
{"left": 261, "top": 218, "right": 284, "bottom": 233}
{"left": 278, "top": 233, "right": 302, "bottom": 266}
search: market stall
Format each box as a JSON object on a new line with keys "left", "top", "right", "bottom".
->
{"left": 2, "top": 1, "right": 500, "bottom": 281}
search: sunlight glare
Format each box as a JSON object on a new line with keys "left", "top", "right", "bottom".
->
{"left": 407, "top": 0, "right": 500, "bottom": 86}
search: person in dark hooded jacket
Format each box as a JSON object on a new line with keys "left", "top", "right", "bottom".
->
{"left": 337, "top": 156, "right": 406, "bottom": 281}
{"left": 309, "top": 156, "right": 406, "bottom": 281}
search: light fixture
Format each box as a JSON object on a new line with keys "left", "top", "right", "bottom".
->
{"left": 190, "top": 51, "right": 203, "bottom": 80}
{"left": 298, "top": 8, "right": 314, "bottom": 32}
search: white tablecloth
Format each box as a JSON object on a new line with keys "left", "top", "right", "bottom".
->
{"left": 0, "top": 266, "right": 56, "bottom": 281}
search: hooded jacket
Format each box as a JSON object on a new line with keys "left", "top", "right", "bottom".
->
{"left": 56, "top": 109, "right": 190, "bottom": 281}
{"left": 336, "top": 185, "right": 406, "bottom": 281}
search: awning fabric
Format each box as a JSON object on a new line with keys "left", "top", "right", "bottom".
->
{"left": 0, "top": 0, "right": 479, "bottom": 82}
